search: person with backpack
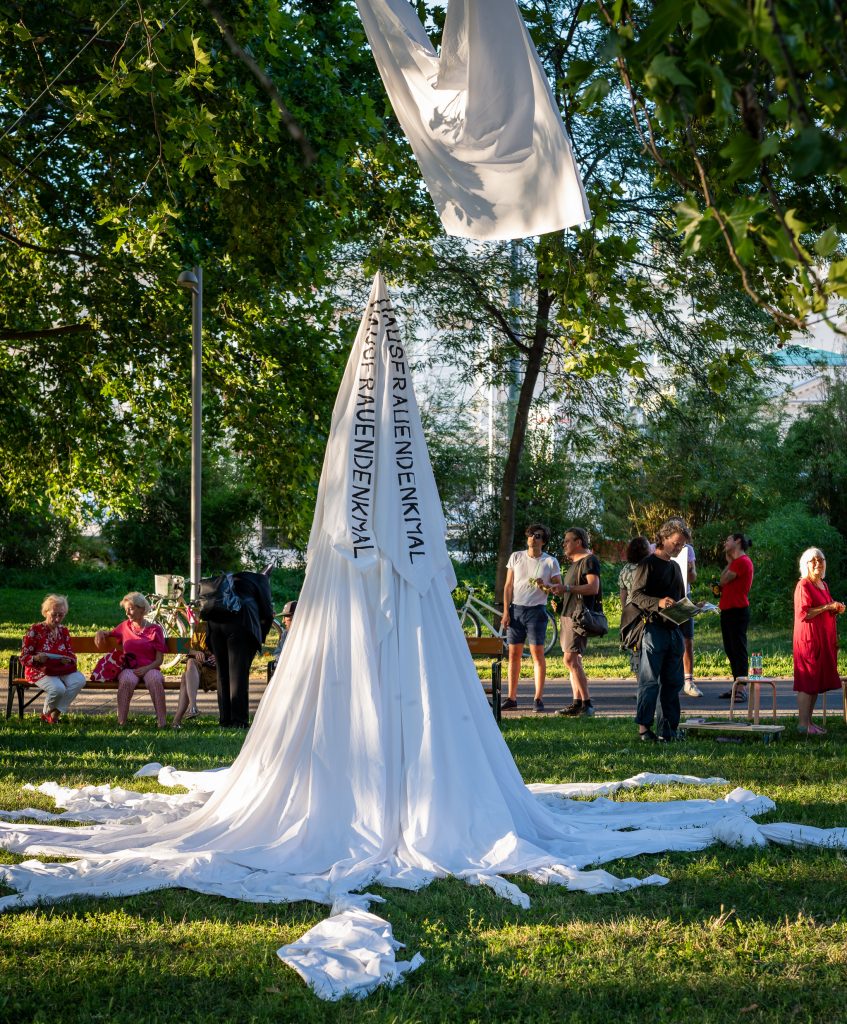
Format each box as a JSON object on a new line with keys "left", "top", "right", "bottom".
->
{"left": 628, "top": 519, "right": 689, "bottom": 742}
{"left": 202, "top": 571, "right": 275, "bottom": 729}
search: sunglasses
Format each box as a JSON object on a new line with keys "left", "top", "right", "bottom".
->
{"left": 529, "top": 532, "right": 545, "bottom": 540}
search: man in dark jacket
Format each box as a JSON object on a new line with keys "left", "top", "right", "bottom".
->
{"left": 206, "top": 570, "right": 274, "bottom": 729}
{"left": 629, "top": 519, "right": 690, "bottom": 742}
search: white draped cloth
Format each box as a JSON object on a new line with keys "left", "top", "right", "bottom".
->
{"left": 355, "top": 0, "right": 590, "bottom": 240}
{"left": 1, "top": 275, "right": 846, "bottom": 997}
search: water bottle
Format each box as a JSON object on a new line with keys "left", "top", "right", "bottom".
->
{"left": 752, "top": 652, "right": 763, "bottom": 677}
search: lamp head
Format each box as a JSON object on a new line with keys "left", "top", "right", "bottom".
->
{"left": 176, "top": 270, "right": 199, "bottom": 292}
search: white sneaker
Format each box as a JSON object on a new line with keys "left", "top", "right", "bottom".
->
{"left": 683, "top": 681, "right": 703, "bottom": 697}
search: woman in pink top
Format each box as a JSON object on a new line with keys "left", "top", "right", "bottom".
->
{"left": 793, "top": 547, "right": 845, "bottom": 735}
{"left": 95, "top": 592, "right": 168, "bottom": 727}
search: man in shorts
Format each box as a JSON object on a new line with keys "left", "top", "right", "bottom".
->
{"left": 500, "top": 524, "right": 562, "bottom": 713}
{"left": 555, "top": 527, "right": 601, "bottom": 717}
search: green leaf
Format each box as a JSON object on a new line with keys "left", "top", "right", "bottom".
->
{"left": 645, "top": 54, "right": 695, "bottom": 89}
{"left": 827, "top": 258, "right": 847, "bottom": 292}
{"left": 577, "top": 78, "right": 610, "bottom": 110}
{"left": 12, "top": 22, "right": 31, "bottom": 41}
{"left": 691, "top": 3, "right": 711, "bottom": 33}
{"left": 192, "top": 36, "right": 211, "bottom": 65}
{"left": 814, "top": 226, "right": 841, "bottom": 259}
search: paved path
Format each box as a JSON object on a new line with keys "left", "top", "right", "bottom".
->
{"left": 57, "top": 674, "right": 845, "bottom": 723}
{"left": 501, "top": 676, "right": 845, "bottom": 720}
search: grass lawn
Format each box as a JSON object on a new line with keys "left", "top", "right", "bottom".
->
{"left": 1, "top": 714, "right": 846, "bottom": 1023}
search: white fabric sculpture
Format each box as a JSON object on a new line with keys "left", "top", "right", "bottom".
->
{"left": 1, "top": 274, "right": 846, "bottom": 998}
{"left": 355, "top": 0, "right": 590, "bottom": 240}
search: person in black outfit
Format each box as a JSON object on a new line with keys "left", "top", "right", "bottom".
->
{"left": 206, "top": 570, "right": 274, "bottom": 729}
{"left": 629, "top": 519, "right": 689, "bottom": 742}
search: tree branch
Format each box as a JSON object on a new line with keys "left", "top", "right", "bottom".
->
{"left": 0, "top": 324, "right": 94, "bottom": 341}
{"left": 443, "top": 259, "right": 530, "bottom": 354}
{"left": 0, "top": 227, "right": 98, "bottom": 260}
{"left": 199, "top": 0, "right": 316, "bottom": 165}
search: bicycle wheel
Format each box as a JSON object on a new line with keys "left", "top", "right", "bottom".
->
{"left": 459, "top": 607, "right": 482, "bottom": 638}
{"left": 544, "top": 608, "right": 558, "bottom": 655}
{"left": 160, "top": 608, "right": 190, "bottom": 673}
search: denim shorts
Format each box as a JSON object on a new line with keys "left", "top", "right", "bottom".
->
{"left": 506, "top": 604, "right": 548, "bottom": 647}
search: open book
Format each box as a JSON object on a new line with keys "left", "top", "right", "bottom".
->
{"left": 658, "top": 597, "right": 716, "bottom": 625}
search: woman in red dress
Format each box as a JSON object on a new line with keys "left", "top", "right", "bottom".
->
{"left": 95, "top": 592, "right": 168, "bottom": 728}
{"left": 793, "top": 547, "right": 845, "bottom": 735}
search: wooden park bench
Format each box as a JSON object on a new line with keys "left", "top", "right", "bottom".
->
{"left": 466, "top": 636, "right": 503, "bottom": 722}
{"left": 5, "top": 635, "right": 192, "bottom": 720}
{"left": 7, "top": 634, "right": 505, "bottom": 723}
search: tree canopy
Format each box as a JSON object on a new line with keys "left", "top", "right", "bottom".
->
{"left": 0, "top": 0, "right": 390, "bottom": 545}
{"left": 1, "top": 0, "right": 845, "bottom": 575}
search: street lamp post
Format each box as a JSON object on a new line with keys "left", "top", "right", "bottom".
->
{"left": 177, "top": 266, "right": 202, "bottom": 599}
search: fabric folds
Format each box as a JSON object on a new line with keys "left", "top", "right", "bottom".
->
{"left": 355, "top": 0, "right": 590, "bottom": 240}
{"left": 1, "top": 275, "right": 846, "bottom": 1000}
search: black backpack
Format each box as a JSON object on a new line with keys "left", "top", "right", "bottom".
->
{"left": 197, "top": 573, "right": 242, "bottom": 622}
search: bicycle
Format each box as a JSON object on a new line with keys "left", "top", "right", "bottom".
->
{"left": 456, "top": 586, "right": 558, "bottom": 655}
{"left": 146, "top": 575, "right": 195, "bottom": 673}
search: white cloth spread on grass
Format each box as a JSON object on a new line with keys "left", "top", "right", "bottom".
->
{"left": 2, "top": 275, "right": 847, "bottom": 1002}
{"left": 278, "top": 906, "right": 424, "bottom": 1001}
{"left": 355, "top": 0, "right": 590, "bottom": 240}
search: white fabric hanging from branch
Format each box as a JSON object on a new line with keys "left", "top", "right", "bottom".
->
{"left": 355, "top": 0, "right": 590, "bottom": 240}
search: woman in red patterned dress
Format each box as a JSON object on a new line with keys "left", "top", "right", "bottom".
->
{"left": 95, "top": 592, "right": 168, "bottom": 727}
{"left": 19, "top": 594, "right": 87, "bottom": 723}
{"left": 793, "top": 547, "right": 845, "bottom": 735}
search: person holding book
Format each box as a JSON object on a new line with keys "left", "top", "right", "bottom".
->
{"left": 629, "top": 519, "right": 689, "bottom": 742}
{"left": 19, "top": 594, "right": 87, "bottom": 724}
{"left": 172, "top": 625, "right": 217, "bottom": 730}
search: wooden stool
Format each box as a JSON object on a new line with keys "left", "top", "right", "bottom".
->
{"left": 729, "top": 676, "right": 778, "bottom": 724}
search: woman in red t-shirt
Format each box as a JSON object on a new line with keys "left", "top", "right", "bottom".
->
{"left": 95, "top": 592, "right": 168, "bottom": 727}
{"left": 793, "top": 547, "right": 845, "bottom": 735}
{"left": 718, "top": 533, "right": 754, "bottom": 701}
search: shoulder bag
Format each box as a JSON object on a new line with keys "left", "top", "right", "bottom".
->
{"left": 573, "top": 597, "right": 609, "bottom": 638}
{"left": 619, "top": 601, "right": 647, "bottom": 652}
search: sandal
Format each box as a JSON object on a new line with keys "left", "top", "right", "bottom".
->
{"left": 797, "top": 723, "right": 827, "bottom": 735}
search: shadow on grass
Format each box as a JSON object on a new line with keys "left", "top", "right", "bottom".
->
{"left": 2, "top": 871, "right": 847, "bottom": 1024}
{"left": 1, "top": 717, "right": 846, "bottom": 1021}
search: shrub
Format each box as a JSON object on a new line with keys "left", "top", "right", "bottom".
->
{"left": 750, "top": 503, "right": 845, "bottom": 622}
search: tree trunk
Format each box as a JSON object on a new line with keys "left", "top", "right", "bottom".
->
{"left": 494, "top": 289, "right": 553, "bottom": 604}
